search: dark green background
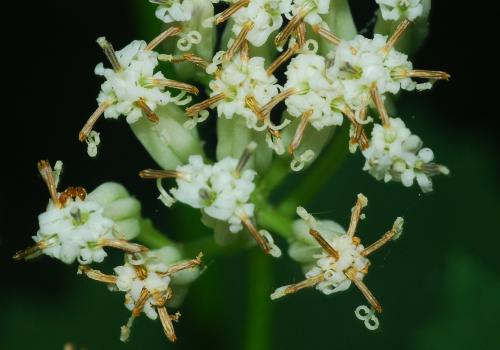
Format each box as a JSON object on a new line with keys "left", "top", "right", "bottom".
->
{"left": 1, "top": 1, "right": 498, "bottom": 349}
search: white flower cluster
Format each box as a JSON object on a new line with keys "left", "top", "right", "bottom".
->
{"left": 35, "top": 199, "right": 115, "bottom": 264}
{"left": 292, "top": 0, "right": 330, "bottom": 25}
{"left": 115, "top": 258, "right": 171, "bottom": 320}
{"left": 207, "top": 53, "right": 280, "bottom": 130}
{"left": 376, "top": 0, "right": 424, "bottom": 21}
{"left": 171, "top": 155, "right": 256, "bottom": 232}
{"left": 362, "top": 117, "right": 449, "bottom": 192}
{"left": 285, "top": 53, "right": 344, "bottom": 130}
{"left": 96, "top": 39, "right": 171, "bottom": 124}
{"left": 150, "top": 0, "right": 194, "bottom": 23}
{"left": 327, "top": 34, "right": 420, "bottom": 109}
{"left": 231, "top": 0, "right": 293, "bottom": 47}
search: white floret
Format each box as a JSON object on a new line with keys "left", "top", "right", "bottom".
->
{"left": 284, "top": 53, "right": 344, "bottom": 129}
{"left": 292, "top": 0, "right": 330, "bottom": 25}
{"left": 376, "top": 0, "right": 423, "bottom": 21}
{"left": 170, "top": 155, "right": 257, "bottom": 233}
{"left": 150, "top": 0, "right": 194, "bottom": 23}
{"left": 34, "top": 198, "right": 115, "bottom": 264}
{"left": 96, "top": 40, "right": 171, "bottom": 124}
{"left": 362, "top": 117, "right": 449, "bottom": 192}
{"left": 306, "top": 234, "right": 370, "bottom": 295}
{"left": 231, "top": 0, "right": 293, "bottom": 46}
{"left": 208, "top": 54, "right": 280, "bottom": 130}
{"left": 115, "top": 260, "right": 170, "bottom": 320}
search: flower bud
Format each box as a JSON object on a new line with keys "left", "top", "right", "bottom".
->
{"left": 87, "top": 182, "right": 143, "bottom": 240}
{"left": 130, "top": 104, "right": 204, "bottom": 170}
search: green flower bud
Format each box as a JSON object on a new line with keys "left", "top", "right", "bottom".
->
{"left": 87, "top": 182, "right": 142, "bottom": 240}
{"left": 130, "top": 104, "right": 204, "bottom": 170}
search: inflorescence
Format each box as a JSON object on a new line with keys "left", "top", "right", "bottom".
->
{"left": 15, "top": 0, "right": 450, "bottom": 342}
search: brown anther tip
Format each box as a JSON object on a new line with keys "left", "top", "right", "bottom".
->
{"left": 352, "top": 236, "right": 361, "bottom": 245}
{"left": 78, "top": 132, "right": 87, "bottom": 142}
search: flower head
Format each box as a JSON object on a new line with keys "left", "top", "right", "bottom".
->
{"left": 271, "top": 195, "right": 404, "bottom": 330}
{"left": 13, "top": 161, "right": 147, "bottom": 264}
{"left": 285, "top": 53, "right": 344, "bottom": 129}
{"left": 79, "top": 250, "right": 203, "bottom": 342}
{"left": 362, "top": 117, "right": 449, "bottom": 192}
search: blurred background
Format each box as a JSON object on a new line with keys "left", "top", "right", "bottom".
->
{"left": 1, "top": 1, "right": 498, "bottom": 349}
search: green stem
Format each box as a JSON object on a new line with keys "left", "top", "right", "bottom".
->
{"left": 136, "top": 219, "right": 175, "bottom": 249}
{"left": 278, "top": 124, "right": 350, "bottom": 216}
{"left": 257, "top": 202, "right": 294, "bottom": 239}
{"left": 243, "top": 249, "right": 274, "bottom": 350}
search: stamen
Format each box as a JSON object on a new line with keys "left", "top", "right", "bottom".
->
{"left": 79, "top": 101, "right": 112, "bottom": 142}
{"left": 383, "top": 18, "right": 411, "bottom": 54}
{"left": 38, "top": 160, "right": 61, "bottom": 208}
{"left": 186, "top": 93, "right": 225, "bottom": 117}
{"left": 275, "top": 9, "right": 307, "bottom": 47}
{"left": 288, "top": 110, "right": 312, "bottom": 155}
{"left": 160, "top": 53, "right": 211, "bottom": 69}
{"left": 259, "top": 88, "right": 297, "bottom": 116}
{"left": 295, "top": 22, "right": 307, "bottom": 48}
{"left": 151, "top": 78, "right": 199, "bottom": 95}
{"left": 245, "top": 96, "right": 265, "bottom": 120}
{"left": 395, "top": 69, "right": 451, "bottom": 81}
{"left": 162, "top": 252, "right": 203, "bottom": 276}
{"left": 98, "top": 239, "right": 149, "bottom": 254}
{"left": 267, "top": 43, "right": 299, "bottom": 75}
{"left": 136, "top": 98, "right": 160, "bottom": 123}
{"left": 78, "top": 265, "right": 118, "bottom": 284}
{"left": 362, "top": 217, "right": 404, "bottom": 256}
{"left": 240, "top": 213, "right": 271, "bottom": 254}
{"left": 270, "top": 274, "right": 324, "bottom": 300}
{"left": 343, "top": 107, "right": 369, "bottom": 149}
{"left": 224, "top": 22, "right": 253, "bottom": 62}
{"left": 132, "top": 288, "right": 151, "bottom": 317}
{"left": 139, "top": 169, "right": 182, "bottom": 179}
{"left": 214, "top": 0, "right": 250, "bottom": 25}
{"left": 154, "top": 292, "right": 177, "bottom": 342}
{"left": 311, "top": 24, "right": 342, "bottom": 46}
{"left": 345, "top": 268, "right": 383, "bottom": 313}
{"left": 352, "top": 105, "right": 367, "bottom": 149}
{"left": 347, "top": 194, "right": 368, "bottom": 237}
{"left": 370, "top": 84, "right": 391, "bottom": 128}
{"left": 308, "top": 229, "right": 339, "bottom": 260}
{"left": 145, "top": 26, "right": 182, "bottom": 51}
{"left": 240, "top": 39, "right": 249, "bottom": 61}
{"left": 96, "top": 37, "right": 122, "bottom": 72}
{"left": 13, "top": 244, "right": 42, "bottom": 261}
{"left": 235, "top": 142, "right": 257, "bottom": 175}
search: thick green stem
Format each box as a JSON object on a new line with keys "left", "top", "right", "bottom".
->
{"left": 243, "top": 249, "right": 274, "bottom": 350}
{"left": 278, "top": 124, "right": 350, "bottom": 216}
